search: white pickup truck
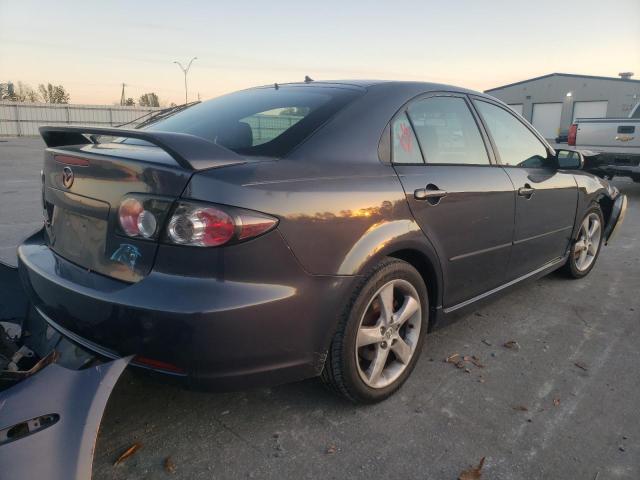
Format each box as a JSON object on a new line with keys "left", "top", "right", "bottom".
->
{"left": 569, "top": 102, "right": 640, "bottom": 181}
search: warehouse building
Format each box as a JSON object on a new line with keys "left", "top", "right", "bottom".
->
{"left": 485, "top": 72, "right": 640, "bottom": 140}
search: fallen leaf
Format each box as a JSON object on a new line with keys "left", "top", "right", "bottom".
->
{"left": 459, "top": 457, "right": 485, "bottom": 480}
{"left": 470, "top": 356, "right": 485, "bottom": 368}
{"left": 574, "top": 361, "right": 588, "bottom": 371}
{"left": 164, "top": 456, "right": 177, "bottom": 474}
{"left": 512, "top": 405, "right": 529, "bottom": 412}
{"left": 553, "top": 398, "right": 561, "bottom": 407}
{"left": 446, "top": 353, "right": 460, "bottom": 363}
{"left": 503, "top": 340, "right": 520, "bottom": 350}
{"left": 325, "top": 444, "right": 337, "bottom": 454}
{"left": 114, "top": 442, "right": 142, "bottom": 466}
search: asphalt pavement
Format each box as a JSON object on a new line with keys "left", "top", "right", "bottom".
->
{"left": 0, "top": 136, "right": 638, "bottom": 479}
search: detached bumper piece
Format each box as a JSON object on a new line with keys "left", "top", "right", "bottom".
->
{"left": 0, "top": 263, "right": 131, "bottom": 480}
{"left": 0, "top": 356, "right": 130, "bottom": 480}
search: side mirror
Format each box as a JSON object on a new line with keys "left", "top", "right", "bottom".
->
{"left": 556, "top": 149, "right": 584, "bottom": 170}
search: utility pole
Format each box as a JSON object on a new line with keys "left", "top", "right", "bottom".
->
{"left": 173, "top": 57, "right": 197, "bottom": 104}
{"left": 120, "top": 83, "right": 127, "bottom": 106}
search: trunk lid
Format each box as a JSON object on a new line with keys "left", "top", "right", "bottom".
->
{"left": 42, "top": 142, "right": 193, "bottom": 283}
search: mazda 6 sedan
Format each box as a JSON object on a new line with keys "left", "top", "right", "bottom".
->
{"left": 18, "top": 80, "right": 627, "bottom": 403}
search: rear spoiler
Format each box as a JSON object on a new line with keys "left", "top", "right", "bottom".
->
{"left": 39, "top": 125, "right": 248, "bottom": 171}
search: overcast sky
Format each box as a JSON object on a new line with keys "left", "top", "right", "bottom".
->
{"left": 1, "top": 0, "right": 639, "bottom": 105}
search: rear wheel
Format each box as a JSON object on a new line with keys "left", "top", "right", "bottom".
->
{"left": 563, "top": 206, "right": 604, "bottom": 278}
{"left": 321, "top": 259, "right": 428, "bottom": 403}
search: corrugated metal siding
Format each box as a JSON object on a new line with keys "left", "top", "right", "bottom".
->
{"left": 0, "top": 102, "right": 162, "bottom": 136}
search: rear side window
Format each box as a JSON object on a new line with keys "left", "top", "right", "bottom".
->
{"left": 407, "top": 96, "right": 490, "bottom": 165}
{"left": 391, "top": 113, "right": 423, "bottom": 164}
{"left": 146, "top": 86, "right": 362, "bottom": 157}
{"left": 474, "top": 100, "right": 549, "bottom": 167}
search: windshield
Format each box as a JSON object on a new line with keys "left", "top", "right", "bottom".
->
{"left": 144, "top": 85, "right": 362, "bottom": 157}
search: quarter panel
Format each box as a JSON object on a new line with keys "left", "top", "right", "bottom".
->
{"left": 184, "top": 160, "right": 414, "bottom": 276}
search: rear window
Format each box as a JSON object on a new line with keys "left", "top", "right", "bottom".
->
{"left": 145, "top": 86, "right": 362, "bottom": 157}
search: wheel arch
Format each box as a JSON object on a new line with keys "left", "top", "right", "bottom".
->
{"left": 387, "top": 248, "right": 442, "bottom": 331}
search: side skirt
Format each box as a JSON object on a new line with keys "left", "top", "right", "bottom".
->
{"left": 430, "top": 255, "right": 568, "bottom": 330}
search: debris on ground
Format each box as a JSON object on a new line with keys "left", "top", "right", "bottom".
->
{"left": 113, "top": 442, "right": 142, "bottom": 466}
{"left": 574, "top": 361, "right": 589, "bottom": 371}
{"left": 503, "top": 340, "right": 520, "bottom": 350}
{"left": 481, "top": 339, "right": 492, "bottom": 346}
{"left": 446, "top": 353, "right": 460, "bottom": 363}
{"left": 458, "top": 457, "right": 485, "bottom": 480}
{"left": 445, "top": 353, "right": 486, "bottom": 373}
{"left": 325, "top": 444, "right": 338, "bottom": 455}
{"left": 164, "top": 456, "right": 177, "bottom": 474}
{"left": 513, "top": 405, "right": 529, "bottom": 412}
{"left": 553, "top": 398, "right": 561, "bottom": 407}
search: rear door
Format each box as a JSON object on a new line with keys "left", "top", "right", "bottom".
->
{"left": 473, "top": 98, "right": 577, "bottom": 280}
{"left": 392, "top": 93, "right": 515, "bottom": 308}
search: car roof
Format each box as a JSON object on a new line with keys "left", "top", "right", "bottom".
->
{"left": 255, "top": 79, "right": 483, "bottom": 97}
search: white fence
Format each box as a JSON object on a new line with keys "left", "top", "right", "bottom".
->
{"left": 0, "top": 102, "right": 162, "bottom": 136}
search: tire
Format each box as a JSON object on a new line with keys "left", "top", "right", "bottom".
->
{"left": 562, "top": 205, "right": 605, "bottom": 279}
{"left": 321, "top": 258, "right": 428, "bottom": 403}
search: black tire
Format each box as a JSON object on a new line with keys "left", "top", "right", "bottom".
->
{"left": 562, "top": 205, "right": 605, "bottom": 279}
{"left": 321, "top": 258, "right": 428, "bottom": 403}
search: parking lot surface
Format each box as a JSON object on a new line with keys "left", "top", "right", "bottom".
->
{"left": 1, "top": 137, "right": 639, "bottom": 479}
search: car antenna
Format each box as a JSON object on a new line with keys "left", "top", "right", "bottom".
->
{"left": 274, "top": 82, "right": 279, "bottom": 90}
{"left": 304, "top": 75, "right": 314, "bottom": 83}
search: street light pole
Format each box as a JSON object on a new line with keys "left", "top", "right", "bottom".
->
{"left": 173, "top": 57, "right": 197, "bottom": 104}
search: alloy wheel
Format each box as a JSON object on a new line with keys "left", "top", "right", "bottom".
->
{"left": 355, "top": 279, "right": 422, "bottom": 389}
{"left": 574, "top": 213, "right": 602, "bottom": 272}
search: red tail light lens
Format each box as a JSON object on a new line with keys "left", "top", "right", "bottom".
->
{"left": 118, "top": 197, "right": 145, "bottom": 236}
{"left": 568, "top": 124, "right": 577, "bottom": 146}
{"left": 167, "top": 205, "right": 235, "bottom": 247}
{"left": 166, "top": 202, "right": 278, "bottom": 247}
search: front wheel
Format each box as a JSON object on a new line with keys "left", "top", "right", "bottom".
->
{"left": 563, "top": 206, "right": 604, "bottom": 278}
{"left": 321, "top": 258, "right": 428, "bottom": 403}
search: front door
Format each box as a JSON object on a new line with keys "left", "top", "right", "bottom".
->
{"left": 473, "top": 99, "right": 578, "bottom": 279}
{"left": 391, "top": 94, "right": 516, "bottom": 308}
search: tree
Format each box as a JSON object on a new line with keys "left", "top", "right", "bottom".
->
{"left": 38, "top": 83, "right": 70, "bottom": 104}
{"left": 1, "top": 81, "right": 39, "bottom": 102}
{"left": 124, "top": 97, "right": 135, "bottom": 106}
{"left": 139, "top": 93, "right": 159, "bottom": 107}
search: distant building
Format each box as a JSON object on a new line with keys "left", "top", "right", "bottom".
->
{"left": 485, "top": 73, "right": 640, "bottom": 140}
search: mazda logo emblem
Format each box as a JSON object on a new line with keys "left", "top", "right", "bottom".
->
{"left": 62, "top": 166, "right": 74, "bottom": 188}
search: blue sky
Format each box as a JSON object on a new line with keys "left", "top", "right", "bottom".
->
{"left": 1, "top": 0, "right": 639, "bottom": 105}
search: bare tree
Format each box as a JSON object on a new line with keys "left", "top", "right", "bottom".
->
{"left": 124, "top": 98, "right": 135, "bottom": 106}
{"left": 1, "top": 81, "right": 39, "bottom": 102}
{"left": 38, "top": 83, "right": 70, "bottom": 104}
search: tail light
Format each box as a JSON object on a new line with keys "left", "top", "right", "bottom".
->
{"left": 165, "top": 201, "right": 278, "bottom": 247}
{"left": 117, "top": 195, "right": 173, "bottom": 240}
{"left": 568, "top": 124, "right": 578, "bottom": 146}
{"left": 116, "top": 196, "right": 278, "bottom": 247}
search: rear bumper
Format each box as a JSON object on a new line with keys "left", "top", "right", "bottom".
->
{"left": 18, "top": 229, "right": 354, "bottom": 390}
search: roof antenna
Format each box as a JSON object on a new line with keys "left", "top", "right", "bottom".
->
{"left": 274, "top": 82, "right": 279, "bottom": 90}
{"left": 304, "top": 75, "right": 314, "bottom": 83}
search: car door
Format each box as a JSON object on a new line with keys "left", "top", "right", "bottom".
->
{"left": 472, "top": 98, "right": 578, "bottom": 280}
{"left": 391, "top": 93, "right": 516, "bottom": 308}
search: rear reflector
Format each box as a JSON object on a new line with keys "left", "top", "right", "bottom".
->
{"left": 132, "top": 356, "right": 186, "bottom": 374}
{"left": 54, "top": 154, "right": 90, "bottom": 166}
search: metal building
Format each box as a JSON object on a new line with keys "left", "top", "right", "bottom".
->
{"left": 485, "top": 73, "right": 640, "bottom": 140}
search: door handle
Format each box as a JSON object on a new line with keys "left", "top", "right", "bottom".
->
{"left": 518, "top": 185, "right": 535, "bottom": 197}
{"left": 414, "top": 187, "right": 447, "bottom": 202}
